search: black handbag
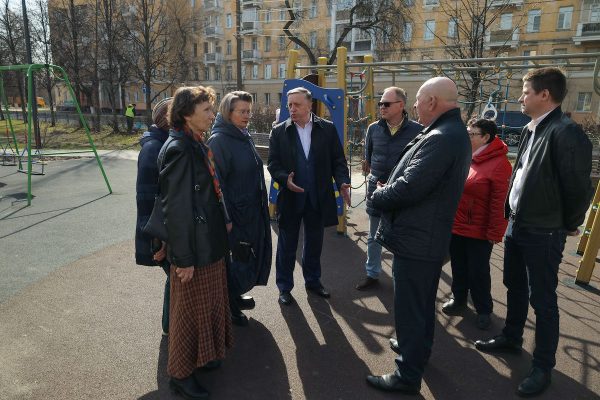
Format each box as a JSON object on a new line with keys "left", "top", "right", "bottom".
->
{"left": 143, "top": 195, "right": 168, "bottom": 242}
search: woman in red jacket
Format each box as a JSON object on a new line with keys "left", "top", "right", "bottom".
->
{"left": 442, "top": 118, "right": 512, "bottom": 330}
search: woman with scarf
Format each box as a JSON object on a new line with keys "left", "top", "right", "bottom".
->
{"left": 158, "top": 86, "right": 232, "bottom": 399}
{"left": 208, "top": 91, "right": 272, "bottom": 327}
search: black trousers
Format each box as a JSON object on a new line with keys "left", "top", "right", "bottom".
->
{"left": 275, "top": 201, "right": 324, "bottom": 292}
{"left": 392, "top": 256, "right": 442, "bottom": 385}
{"left": 449, "top": 234, "right": 494, "bottom": 314}
{"left": 502, "top": 224, "right": 566, "bottom": 371}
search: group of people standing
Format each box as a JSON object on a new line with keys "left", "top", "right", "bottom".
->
{"left": 134, "top": 66, "right": 592, "bottom": 399}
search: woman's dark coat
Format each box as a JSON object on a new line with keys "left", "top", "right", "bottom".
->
{"left": 158, "top": 130, "right": 229, "bottom": 268}
{"left": 135, "top": 125, "right": 169, "bottom": 266}
{"left": 207, "top": 114, "right": 272, "bottom": 294}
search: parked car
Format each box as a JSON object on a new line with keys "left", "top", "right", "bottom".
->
{"left": 495, "top": 110, "right": 531, "bottom": 146}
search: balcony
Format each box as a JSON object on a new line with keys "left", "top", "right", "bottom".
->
{"left": 203, "top": 0, "right": 220, "bottom": 13}
{"left": 204, "top": 52, "right": 223, "bottom": 64}
{"left": 489, "top": 0, "right": 524, "bottom": 8}
{"left": 242, "top": 49, "right": 261, "bottom": 63}
{"left": 484, "top": 29, "right": 520, "bottom": 49}
{"left": 573, "top": 22, "right": 600, "bottom": 45}
{"left": 241, "top": 21, "right": 261, "bottom": 35}
{"left": 204, "top": 26, "right": 223, "bottom": 39}
{"left": 242, "top": 0, "right": 261, "bottom": 8}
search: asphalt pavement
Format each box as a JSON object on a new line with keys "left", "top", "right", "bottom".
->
{"left": 0, "top": 151, "right": 598, "bottom": 400}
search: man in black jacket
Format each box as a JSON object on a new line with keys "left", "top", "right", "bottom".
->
{"left": 366, "top": 77, "right": 471, "bottom": 395}
{"left": 475, "top": 67, "right": 593, "bottom": 397}
{"left": 268, "top": 87, "right": 351, "bottom": 306}
{"left": 356, "top": 87, "right": 422, "bottom": 291}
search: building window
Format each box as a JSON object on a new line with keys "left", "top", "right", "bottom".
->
{"left": 193, "top": 43, "right": 198, "bottom": 58}
{"left": 523, "top": 49, "right": 537, "bottom": 65}
{"left": 226, "top": 14, "right": 232, "bottom": 29}
{"left": 310, "top": 0, "right": 317, "bottom": 18}
{"left": 265, "top": 10, "right": 271, "bottom": 23}
{"left": 581, "top": 0, "right": 600, "bottom": 23}
{"left": 448, "top": 18, "right": 457, "bottom": 38}
{"left": 265, "top": 64, "right": 272, "bottom": 79}
{"left": 527, "top": 10, "right": 541, "bottom": 33}
{"left": 242, "top": 66, "right": 246, "bottom": 80}
{"left": 226, "top": 66, "right": 232, "bottom": 81}
{"left": 215, "top": 66, "right": 221, "bottom": 81}
{"left": 424, "top": 0, "right": 439, "bottom": 6}
{"left": 279, "top": 63, "right": 286, "bottom": 78}
{"left": 265, "top": 92, "right": 271, "bottom": 105}
{"left": 264, "top": 36, "right": 271, "bottom": 52}
{"left": 280, "top": 9, "right": 286, "bottom": 21}
{"left": 424, "top": 20, "right": 435, "bottom": 41}
{"left": 557, "top": 7, "right": 573, "bottom": 30}
{"left": 205, "top": 67, "right": 210, "bottom": 81}
{"left": 309, "top": 31, "right": 317, "bottom": 48}
{"left": 500, "top": 13, "right": 512, "bottom": 30}
{"left": 279, "top": 35, "right": 286, "bottom": 50}
{"left": 226, "top": 40, "right": 232, "bottom": 55}
{"left": 252, "top": 65, "right": 258, "bottom": 79}
{"left": 204, "top": 42, "right": 209, "bottom": 53}
{"left": 577, "top": 92, "right": 592, "bottom": 112}
{"left": 252, "top": 37, "right": 258, "bottom": 50}
{"left": 194, "top": 66, "right": 199, "bottom": 80}
{"left": 403, "top": 23, "right": 413, "bottom": 42}
{"left": 552, "top": 48, "right": 567, "bottom": 64}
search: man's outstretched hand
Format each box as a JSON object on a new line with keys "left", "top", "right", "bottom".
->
{"left": 287, "top": 172, "right": 305, "bottom": 193}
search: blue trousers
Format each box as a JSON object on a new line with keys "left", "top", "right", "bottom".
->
{"left": 276, "top": 202, "right": 324, "bottom": 292}
{"left": 392, "top": 256, "right": 442, "bottom": 385}
{"left": 502, "top": 224, "right": 566, "bottom": 371}
{"left": 364, "top": 214, "right": 383, "bottom": 278}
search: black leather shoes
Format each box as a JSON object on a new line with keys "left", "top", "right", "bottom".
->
{"left": 475, "top": 334, "right": 522, "bottom": 354}
{"left": 278, "top": 291, "right": 294, "bottom": 306}
{"left": 236, "top": 295, "right": 255, "bottom": 310}
{"left": 231, "top": 310, "right": 249, "bottom": 326}
{"left": 389, "top": 338, "right": 400, "bottom": 355}
{"left": 307, "top": 285, "right": 331, "bottom": 298}
{"left": 366, "top": 373, "right": 421, "bottom": 395}
{"left": 517, "top": 367, "right": 551, "bottom": 397}
{"left": 170, "top": 375, "right": 209, "bottom": 399}
{"left": 355, "top": 276, "right": 379, "bottom": 291}
{"left": 441, "top": 298, "right": 467, "bottom": 315}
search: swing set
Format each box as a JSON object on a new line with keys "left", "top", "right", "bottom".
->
{"left": 0, "top": 64, "right": 112, "bottom": 206}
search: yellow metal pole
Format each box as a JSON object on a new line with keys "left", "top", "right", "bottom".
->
{"left": 577, "top": 180, "right": 600, "bottom": 254}
{"left": 363, "top": 54, "right": 376, "bottom": 125}
{"left": 577, "top": 208, "right": 600, "bottom": 284}
{"left": 317, "top": 57, "right": 327, "bottom": 117}
{"left": 337, "top": 47, "right": 348, "bottom": 235}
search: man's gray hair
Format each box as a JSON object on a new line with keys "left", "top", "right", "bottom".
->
{"left": 383, "top": 86, "right": 408, "bottom": 103}
{"left": 287, "top": 86, "right": 312, "bottom": 101}
{"left": 218, "top": 91, "right": 253, "bottom": 123}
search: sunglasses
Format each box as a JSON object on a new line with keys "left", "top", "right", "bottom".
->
{"left": 377, "top": 100, "right": 402, "bottom": 108}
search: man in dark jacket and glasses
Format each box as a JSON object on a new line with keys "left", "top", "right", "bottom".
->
{"left": 475, "top": 67, "right": 593, "bottom": 397}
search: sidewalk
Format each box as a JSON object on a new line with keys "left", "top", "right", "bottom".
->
{"left": 0, "top": 155, "right": 598, "bottom": 399}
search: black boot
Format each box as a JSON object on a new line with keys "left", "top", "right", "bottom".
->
{"left": 230, "top": 296, "right": 249, "bottom": 327}
{"left": 169, "top": 375, "right": 209, "bottom": 399}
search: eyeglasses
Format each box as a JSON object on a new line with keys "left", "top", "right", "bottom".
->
{"left": 377, "top": 101, "right": 402, "bottom": 108}
{"left": 232, "top": 109, "right": 252, "bottom": 117}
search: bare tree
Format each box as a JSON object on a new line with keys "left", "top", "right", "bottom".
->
{"left": 282, "top": 0, "right": 411, "bottom": 65}
{"left": 0, "top": 0, "right": 27, "bottom": 119}
{"left": 435, "top": 0, "right": 526, "bottom": 117}
{"left": 122, "top": 0, "right": 194, "bottom": 124}
{"left": 31, "top": 0, "right": 57, "bottom": 126}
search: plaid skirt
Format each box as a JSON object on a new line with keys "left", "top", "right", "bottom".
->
{"left": 167, "top": 258, "right": 233, "bottom": 379}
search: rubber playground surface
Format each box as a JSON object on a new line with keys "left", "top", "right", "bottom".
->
{"left": 0, "top": 151, "right": 598, "bottom": 399}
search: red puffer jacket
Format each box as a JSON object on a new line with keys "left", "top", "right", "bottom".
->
{"left": 452, "top": 136, "right": 512, "bottom": 242}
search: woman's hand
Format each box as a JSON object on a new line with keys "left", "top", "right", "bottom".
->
{"left": 226, "top": 222, "right": 233, "bottom": 233}
{"left": 153, "top": 241, "right": 167, "bottom": 262}
{"left": 174, "top": 265, "right": 194, "bottom": 283}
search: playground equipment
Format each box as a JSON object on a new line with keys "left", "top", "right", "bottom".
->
{"left": 277, "top": 47, "right": 600, "bottom": 280}
{"left": 0, "top": 64, "right": 112, "bottom": 206}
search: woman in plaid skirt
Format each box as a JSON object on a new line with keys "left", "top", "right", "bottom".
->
{"left": 158, "top": 86, "right": 233, "bottom": 400}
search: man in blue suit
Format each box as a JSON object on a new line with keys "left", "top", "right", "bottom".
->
{"left": 268, "top": 87, "right": 351, "bottom": 305}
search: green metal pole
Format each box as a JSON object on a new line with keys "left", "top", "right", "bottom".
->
{"left": 26, "top": 65, "right": 34, "bottom": 205}
{"left": 0, "top": 73, "right": 21, "bottom": 169}
{"left": 53, "top": 65, "right": 112, "bottom": 195}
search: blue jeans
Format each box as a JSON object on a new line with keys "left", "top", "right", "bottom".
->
{"left": 392, "top": 256, "right": 442, "bottom": 385}
{"left": 365, "top": 214, "right": 382, "bottom": 278}
{"left": 502, "top": 224, "right": 567, "bottom": 371}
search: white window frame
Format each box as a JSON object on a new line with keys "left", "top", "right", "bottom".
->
{"left": 527, "top": 10, "right": 541, "bottom": 33}
{"left": 226, "top": 14, "right": 232, "bottom": 29}
{"left": 448, "top": 18, "right": 457, "bottom": 38}
{"left": 500, "top": 13, "right": 513, "bottom": 30}
{"left": 424, "top": 20, "right": 435, "bottom": 41}
{"left": 557, "top": 6, "right": 573, "bottom": 30}
{"left": 265, "top": 64, "right": 272, "bottom": 79}
{"left": 577, "top": 92, "right": 593, "bottom": 112}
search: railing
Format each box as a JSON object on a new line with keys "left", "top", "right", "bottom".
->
{"left": 204, "top": 53, "right": 223, "bottom": 64}
{"left": 242, "top": 49, "right": 261, "bottom": 62}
